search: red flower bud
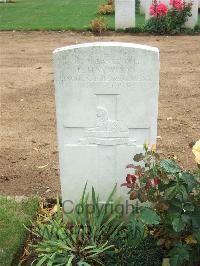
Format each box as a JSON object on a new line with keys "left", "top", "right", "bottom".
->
{"left": 145, "top": 177, "right": 160, "bottom": 190}
{"left": 126, "top": 174, "right": 136, "bottom": 184}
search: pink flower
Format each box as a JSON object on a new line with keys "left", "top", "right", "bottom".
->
{"left": 156, "top": 3, "right": 168, "bottom": 16}
{"left": 150, "top": 4, "right": 157, "bottom": 16}
{"left": 149, "top": 2, "right": 168, "bottom": 17}
{"left": 169, "top": 0, "right": 184, "bottom": 9}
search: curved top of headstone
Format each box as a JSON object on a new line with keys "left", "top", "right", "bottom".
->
{"left": 53, "top": 42, "right": 159, "bottom": 54}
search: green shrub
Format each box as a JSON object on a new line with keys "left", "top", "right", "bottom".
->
{"left": 145, "top": 16, "right": 169, "bottom": 35}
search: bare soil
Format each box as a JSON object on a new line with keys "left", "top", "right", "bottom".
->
{"left": 0, "top": 31, "right": 200, "bottom": 197}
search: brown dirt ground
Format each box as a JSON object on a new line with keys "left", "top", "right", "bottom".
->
{"left": 0, "top": 31, "right": 200, "bottom": 197}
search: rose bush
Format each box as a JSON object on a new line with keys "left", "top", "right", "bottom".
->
{"left": 170, "top": 0, "right": 184, "bottom": 9}
{"left": 145, "top": 0, "right": 193, "bottom": 34}
{"left": 122, "top": 143, "right": 200, "bottom": 265}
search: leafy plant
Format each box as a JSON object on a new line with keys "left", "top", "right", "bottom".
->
{"left": 122, "top": 143, "right": 200, "bottom": 265}
{"left": 32, "top": 185, "right": 123, "bottom": 265}
{"left": 90, "top": 17, "right": 108, "bottom": 34}
{"left": 145, "top": 15, "right": 169, "bottom": 35}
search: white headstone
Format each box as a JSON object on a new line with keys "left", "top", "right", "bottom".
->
{"left": 140, "top": 0, "right": 146, "bottom": 14}
{"left": 185, "top": 0, "right": 199, "bottom": 28}
{"left": 53, "top": 42, "right": 159, "bottom": 206}
{"left": 115, "top": 0, "right": 135, "bottom": 29}
{"left": 145, "top": 0, "right": 152, "bottom": 21}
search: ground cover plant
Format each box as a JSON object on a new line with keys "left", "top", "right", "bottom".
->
{"left": 0, "top": 0, "right": 144, "bottom": 31}
{"left": 31, "top": 186, "right": 124, "bottom": 265}
{"left": 0, "top": 196, "right": 39, "bottom": 266}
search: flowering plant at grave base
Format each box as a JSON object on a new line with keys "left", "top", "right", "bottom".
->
{"left": 149, "top": 1, "right": 168, "bottom": 17}
{"left": 122, "top": 143, "right": 200, "bottom": 265}
{"left": 145, "top": 0, "right": 193, "bottom": 34}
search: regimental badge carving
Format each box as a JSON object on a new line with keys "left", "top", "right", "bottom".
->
{"left": 78, "top": 107, "right": 136, "bottom": 146}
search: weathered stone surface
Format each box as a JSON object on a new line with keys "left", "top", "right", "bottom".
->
{"left": 140, "top": 0, "right": 146, "bottom": 14}
{"left": 53, "top": 42, "right": 159, "bottom": 205}
{"left": 115, "top": 0, "right": 135, "bottom": 29}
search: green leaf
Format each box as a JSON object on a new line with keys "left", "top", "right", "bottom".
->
{"left": 77, "top": 260, "right": 91, "bottom": 266}
{"left": 193, "top": 230, "right": 200, "bottom": 243}
{"left": 184, "top": 202, "right": 195, "bottom": 212}
{"left": 47, "top": 253, "right": 56, "bottom": 266}
{"left": 181, "top": 214, "right": 191, "bottom": 224}
{"left": 168, "top": 205, "right": 182, "bottom": 220}
{"left": 170, "top": 255, "right": 180, "bottom": 266}
{"left": 169, "top": 244, "right": 190, "bottom": 266}
{"left": 165, "top": 185, "right": 177, "bottom": 200}
{"left": 133, "top": 153, "right": 144, "bottom": 162}
{"left": 170, "top": 199, "right": 182, "bottom": 209}
{"left": 139, "top": 207, "right": 160, "bottom": 225}
{"left": 177, "top": 185, "right": 188, "bottom": 201}
{"left": 66, "top": 254, "right": 75, "bottom": 266}
{"left": 181, "top": 172, "right": 198, "bottom": 192}
{"left": 160, "top": 159, "right": 181, "bottom": 174}
{"left": 172, "top": 216, "right": 185, "bottom": 232}
{"left": 36, "top": 255, "right": 48, "bottom": 266}
{"left": 191, "top": 208, "right": 200, "bottom": 230}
